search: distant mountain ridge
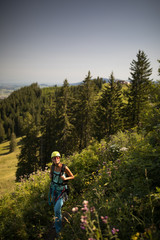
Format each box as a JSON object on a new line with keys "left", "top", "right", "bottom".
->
{"left": 0, "top": 78, "right": 129, "bottom": 99}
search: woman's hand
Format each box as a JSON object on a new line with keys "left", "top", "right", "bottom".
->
{"left": 60, "top": 175, "right": 66, "bottom": 181}
{"left": 60, "top": 166, "right": 74, "bottom": 181}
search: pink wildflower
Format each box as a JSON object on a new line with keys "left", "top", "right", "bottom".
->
{"left": 83, "top": 200, "right": 88, "bottom": 206}
{"left": 72, "top": 207, "right": 78, "bottom": 213}
{"left": 82, "top": 205, "right": 89, "bottom": 212}
{"left": 81, "top": 215, "right": 88, "bottom": 224}
{"left": 112, "top": 228, "right": 119, "bottom": 235}
{"left": 101, "top": 216, "right": 108, "bottom": 224}
{"left": 80, "top": 223, "right": 85, "bottom": 230}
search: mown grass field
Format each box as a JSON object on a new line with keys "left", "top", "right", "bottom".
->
{"left": 0, "top": 138, "right": 21, "bottom": 197}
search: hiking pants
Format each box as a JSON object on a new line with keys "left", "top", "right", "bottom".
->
{"left": 54, "top": 190, "right": 64, "bottom": 234}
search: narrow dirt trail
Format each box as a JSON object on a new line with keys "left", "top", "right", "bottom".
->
{"left": 44, "top": 224, "right": 56, "bottom": 240}
{"left": 44, "top": 212, "right": 69, "bottom": 240}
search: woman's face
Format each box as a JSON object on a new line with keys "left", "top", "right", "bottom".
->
{"left": 52, "top": 156, "right": 60, "bottom": 165}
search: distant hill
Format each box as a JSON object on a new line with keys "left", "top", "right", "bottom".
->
{"left": 0, "top": 88, "right": 14, "bottom": 99}
{"left": 0, "top": 78, "right": 129, "bottom": 99}
{"left": 103, "top": 78, "right": 129, "bottom": 84}
{"left": 0, "top": 83, "right": 26, "bottom": 99}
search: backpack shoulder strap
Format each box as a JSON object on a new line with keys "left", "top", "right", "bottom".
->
{"left": 51, "top": 164, "right": 55, "bottom": 176}
{"left": 61, "top": 164, "right": 66, "bottom": 175}
{"left": 52, "top": 163, "right": 55, "bottom": 172}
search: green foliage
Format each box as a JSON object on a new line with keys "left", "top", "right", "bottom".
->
{"left": 40, "top": 98, "right": 57, "bottom": 168}
{"left": 62, "top": 131, "right": 160, "bottom": 240}
{"left": 56, "top": 79, "right": 78, "bottom": 155}
{"left": 95, "top": 72, "right": 124, "bottom": 140}
{"left": 0, "top": 83, "right": 42, "bottom": 140}
{"left": 127, "top": 50, "right": 152, "bottom": 128}
{"left": 67, "top": 201, "right": 120, "bottom": 240}
{"left": 0, "top": 51, "right": 160, "bottom": 239}
{"left": 0, "top": 138, "right": 22, "bottom": 197}
{"left": 0, "top": 122, "right": 5, "bottom": 143}
{"left": 77, "top": 71, "right": 97, "bottom": 149}
{"left": 16, "top": 113, "right": 40, "bottom": 180}
{"left": 1, "top": 58, "right": 158, "bottom": 178}
{"left": 0, "top": 130, "right": 160, "bottom": 239}
{"left": 158, "top": 59, "right": 160, "bottom": 76}
{"left": 10, "top": 132, "right": 17, "bottom": 152}
{"left": 0, "top": 169, "right": 51, "bottom": 240}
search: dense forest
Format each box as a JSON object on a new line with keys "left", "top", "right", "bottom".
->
{"left": 0, "top": 50, "right": 160, "bottom": 239}
{"left": 0, "top": 50, "right": 159, "bottom": 180}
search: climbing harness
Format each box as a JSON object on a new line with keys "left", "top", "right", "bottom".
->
{"left": 48, "top": 164, "right": 69, "bottom": 205}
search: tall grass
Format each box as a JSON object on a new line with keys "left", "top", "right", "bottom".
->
{"left": 0, "top": 138, "right": 21, "bottom": 197}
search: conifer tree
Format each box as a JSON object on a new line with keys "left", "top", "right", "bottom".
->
{"left": 0, "top": 83, "right": 42, "bottom": 140}
{"left": 16, "top": 113, "right": 40, "bottom": 180}
{"left": 127, "top": 50, "right": 152, "bottom": 128}
{"left": 95, "top": 72, "right": 123, "bottom": 140}
{"left": 56, "top": 79, "right": 77, "bottom": 155}
{"left": 77, "top": 71, "right": 96, "bottom": 149}
{"left": 0, "top": 122, "right": 5, "bottom": 143}
{"left": 142, "top": 60, "right": 160, "bottom": 132}
{"left": 10, "top": 132, "right": 17, "bottom": 152}
{"left": 40, "top": 90, "right": 58, "bottom": 165}
{"left": 158, "top": 59, "right": 160, "bottom": 76}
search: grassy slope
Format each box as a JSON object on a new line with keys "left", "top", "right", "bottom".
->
{"left": 0, "top": 138, "right": 21, "bottom": 197}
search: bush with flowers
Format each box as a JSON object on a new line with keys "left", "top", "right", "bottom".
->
{"left": 0, "top": 130, "right": 160, "bottom": 239}
{"left": 61, "top": 130, "right": 160, "bottom": 239}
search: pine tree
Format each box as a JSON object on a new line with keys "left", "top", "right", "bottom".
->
{"left": 10, "top": 132, "right": 17, "bottom": 152}
{"left": 127, "top": 50, "right": 152, "bottom": 128}
{"left": 16, "top": 113, "right": 40, "bottom": 180}
{"left": 142, "top": 60, "right": 160, "bottom": 132}
{"left": 56, "top": 79, "right": 77, "bottom": 155}
{"left": 158, "top": 59, "right": 160, "bottom": 76}
{"left": 40, "top": 91, "right": 57, "bottom": 167}
{"left": 95, "top": 72, "right": 123, "bottom": 140}
{"left": 0, "top": 122, "right": 5, "bottom": 143}
{"left": 77, "top": 71, "right": 96, "bottom": 149}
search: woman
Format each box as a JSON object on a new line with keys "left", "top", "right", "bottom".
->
{"left": 49, "top": 151, "right": 74, "bottom": 237}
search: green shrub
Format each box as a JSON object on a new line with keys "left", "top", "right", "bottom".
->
{"left": 1, "top": 130, "right": 160, "bottom": 239}
{"left": 0, "top": 169, "right": 52, "bottom": 240}
{"left": 62, "top": 130, "right": 160, "bottom": 239}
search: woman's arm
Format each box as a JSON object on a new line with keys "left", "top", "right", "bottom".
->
{"left": 61, "top": 166, "right": 74, "bottom": 181}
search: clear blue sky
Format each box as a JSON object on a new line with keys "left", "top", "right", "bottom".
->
{"left": 0, "top": 0, "right": 160, "bottom": 85}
